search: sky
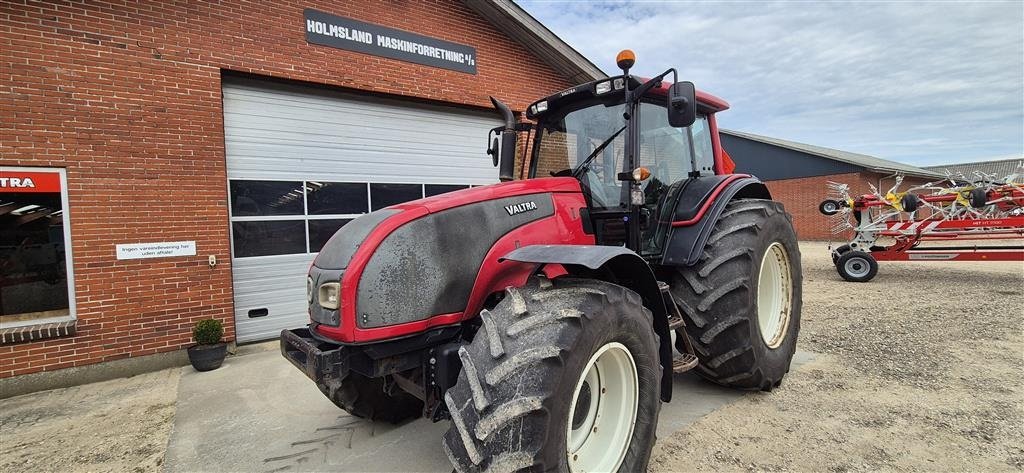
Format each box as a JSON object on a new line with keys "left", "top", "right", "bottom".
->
{"left": 518, "top": 0, "right": 1024, "bottom": 167}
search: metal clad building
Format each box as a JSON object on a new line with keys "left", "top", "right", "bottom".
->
{"left": 721, "top": 130, "right": 943, "bottom": 239}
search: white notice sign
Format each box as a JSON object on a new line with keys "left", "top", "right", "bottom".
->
{"left": 116, "top": 241, "right": 197, "bottom": 260}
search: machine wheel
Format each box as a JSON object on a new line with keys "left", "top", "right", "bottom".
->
{"left": 443, "top": 277, "right": 661, "bottom": 473}
{"left": 969, "top": 188, "right": 989, "bottom": 208}
{"left": 831, "top": 244, "right": 852, "bottom": 264}
{"left": 835, "top": 250, "right": 878, "bottom": 282}
{"left": 316, "top": 373, "right": 424, "bottom": 424}
{"left": 901, "top": 193, "right": 921, "bottom": 213}
{"left": 670, "top": 199, "right": 802, "bottom": 391}
{"left": 818, "top": 199, "right": 842, "bottom": 215}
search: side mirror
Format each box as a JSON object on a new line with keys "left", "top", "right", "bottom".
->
{"left": 667, "top": 81, "right": 696, "bottom": 128}
{"left": 487, "top": 136, "right": 500, "bottom": 167}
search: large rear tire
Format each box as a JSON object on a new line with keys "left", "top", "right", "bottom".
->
{"left": 443, "top": 277, "right": 661, "bottom": 473}
{"left": 669, "top": 199, "right": 802, "bottom": 390}
{"left": 316, "top": 372, "right": 424, "bottom": 424}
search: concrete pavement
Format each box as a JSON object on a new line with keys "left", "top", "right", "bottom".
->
{"left": 164, "top": 347, "right": 812, "bottom": 472}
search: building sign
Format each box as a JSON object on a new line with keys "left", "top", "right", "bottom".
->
{"left": 303, "top": 8, "right": 477, "bottom": 74}
{"left": 0, "top": 171, "right": 62, "bottom": 193}
{"left": 116, "top": 241, "right": 197, "bottom": 260}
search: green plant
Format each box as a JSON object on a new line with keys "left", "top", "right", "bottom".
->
{"left": 193, "top": 318, "right": 224, "bottom": 345}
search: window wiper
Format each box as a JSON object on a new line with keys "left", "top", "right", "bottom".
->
{"left": 571, "top": 125, "right": 627, "bottom": 178}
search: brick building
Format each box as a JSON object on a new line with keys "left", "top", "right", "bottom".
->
{"left": 721, "top": 130, "right": 943, "bottom": 240}
{"left": 0, "top": 0, "right": 604, "bottom": 382}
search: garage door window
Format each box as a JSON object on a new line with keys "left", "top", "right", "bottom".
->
{"left": 229, "top": 180, "right": 471, "bottom": 258}
{"left": 1, "top": 167, "right": 76, "bottom": 327}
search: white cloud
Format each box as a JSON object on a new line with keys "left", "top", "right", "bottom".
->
{"left": 519, "top": 0, "right": 1024, "bottom": 166}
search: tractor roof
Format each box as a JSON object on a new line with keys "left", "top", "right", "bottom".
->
{"left": 526, "top": 75, "right": 729, "bottom": 121}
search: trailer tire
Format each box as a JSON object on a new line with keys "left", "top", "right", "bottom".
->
{"left": 669, "top": 199, "right": 802, "bottom": 391}
{"left": 836, "top": 250, "right": 878, "bottom": 282}
{"left": 831, "top": 244, "right": 852, "bottom": 264}
{"left": 443, "top": 277, "right": 661, "bottom": 473}
{"left": 901, "top": 193, "right": 921, "bottom": 213}
{"left": 316, "top": 373, "right": 424, "bottom": 424}
{"left": 819, "top": 199, "right": 842, "bottom": 215}
{"left": 969, "top": 188, "right": 989, "bottom": 208}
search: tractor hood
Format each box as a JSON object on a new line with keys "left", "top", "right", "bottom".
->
{"left": 308, "top": 177, "right": 586, "bottom": 343}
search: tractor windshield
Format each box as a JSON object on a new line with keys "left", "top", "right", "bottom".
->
{"left": 530, "top": 100, "right": 714, "bottom": 211}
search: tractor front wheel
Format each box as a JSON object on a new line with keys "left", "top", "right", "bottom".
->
{"left": 670, "top": 199, "right": 802, "bottom": 390}
{"left": 442, "top": 277, "right": 661, "bottom": 472}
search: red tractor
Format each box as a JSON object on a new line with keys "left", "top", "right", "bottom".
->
{"left": 281, "top": 51, "right": 802, "bottom": 472}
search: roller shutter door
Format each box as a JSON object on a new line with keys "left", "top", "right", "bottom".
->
{"left": 223, "top": 79, "right": 501, "bottom": 342}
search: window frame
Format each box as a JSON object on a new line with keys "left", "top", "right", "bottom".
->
{"left": 0, "top": 166, "right": 77, "bottom": 329}
{"left": 226, "top": 179, "right": 472, "bottom": 259}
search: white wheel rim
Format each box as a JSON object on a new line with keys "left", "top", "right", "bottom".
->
{"left": 566, "top": 342, "right": 638, "bottom": 473}
{"left": 844, "top": 257, "right": 871, "bottom": 278}
{"left": 757, "top": 242, "right": 793, "bottom": 349}
{"left": 824, "top": 202, "right": 837, "bottom": 212}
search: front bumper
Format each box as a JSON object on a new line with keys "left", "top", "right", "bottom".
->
{"left": 280, "top": 327, "right": 349, "bottom": 385}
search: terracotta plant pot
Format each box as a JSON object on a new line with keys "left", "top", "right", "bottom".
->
{"left": 187, "top": 342, "right": 227, "bottom": 372}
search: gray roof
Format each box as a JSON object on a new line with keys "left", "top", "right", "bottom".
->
{"left": 463, "top": 0, "right": 606, "bottom": 84}
{"left": 923, "top": 158, "right": 1023, "bottom": 181}
{"left": 721, "top": 129, "right": 943, "bottom": 179}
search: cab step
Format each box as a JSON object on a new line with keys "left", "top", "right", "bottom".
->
{"left": 672, "top": 353, "right": 699, "bottom": 373}
{"left": 667, "top": 312, "right": 686, "bottom": 331}
{"left": 658, "top": 281, "right": 687, "bottom": 330}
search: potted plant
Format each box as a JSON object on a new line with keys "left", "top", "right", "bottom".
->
{"left": 187, "top": 318, "right": 227, "bottom": 371}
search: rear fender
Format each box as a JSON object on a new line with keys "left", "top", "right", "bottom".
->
{"left": 661, "top": 176, "right": 771, "bottom": 267}
{"left": 501, "top": 245, "right": 676, "bottom": 402}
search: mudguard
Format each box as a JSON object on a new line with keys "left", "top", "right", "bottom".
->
{"left": 661, "top": 175, "right": 771, "bottom": 267}
{"left": 501, "top": 244, "right": 676, "bottom": 402}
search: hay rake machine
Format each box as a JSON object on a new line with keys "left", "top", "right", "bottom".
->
{"left": 819, "top": 165, "right": 1024, "bottom": 282}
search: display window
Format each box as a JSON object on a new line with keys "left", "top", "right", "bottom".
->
{"left": 0, "top": 167, "right": 75, "bottom": 327}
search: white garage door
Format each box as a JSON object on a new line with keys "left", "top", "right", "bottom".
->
{"left": 223, "top": 79, "right": 501, "bottom": 342}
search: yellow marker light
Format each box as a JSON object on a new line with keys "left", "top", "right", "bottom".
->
{"left": 616, "top": 49, "right": 636, "bottom": 70}
{"left": 632, "top": 167, "right": 651, "bottom": 182}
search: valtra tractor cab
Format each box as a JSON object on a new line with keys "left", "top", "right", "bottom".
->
{"left": 281, "top": 50, "right": 802, "bottom": 472}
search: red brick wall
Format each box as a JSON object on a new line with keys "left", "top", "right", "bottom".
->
{"left": 0, "top": 1, "right": 577, "bottom": 378}
{"left": 765, "top": 172, "right": 937, "bottom": 240}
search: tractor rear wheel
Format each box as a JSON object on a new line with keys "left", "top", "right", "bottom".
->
{"left": 316, "top": 373, "right": 424, "bottom": 424}
{"left": 443, "top": 277, "right": 661, "bottom": 473}
{"left": 670, "top": 199, "right": 802, "bottom": 390}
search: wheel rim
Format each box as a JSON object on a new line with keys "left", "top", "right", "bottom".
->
{"left": 823, "top": 202, "right": 837, "bottom": 213}
{"left": 844, "top": 256, "right": 870, "bottom": 278}
{"left": 566, "top": 342, "right": 638, "bottom": 473}
{"left": 757, "top": 242, "right": 793, "bottom": 349}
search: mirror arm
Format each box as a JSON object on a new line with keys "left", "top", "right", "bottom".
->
{"left": 633, "top": 68, "right": 677, "bottom": 99}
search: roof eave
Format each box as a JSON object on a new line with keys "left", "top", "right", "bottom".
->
{"left": 462, "top": 0, "right": 606, "bottom": 84}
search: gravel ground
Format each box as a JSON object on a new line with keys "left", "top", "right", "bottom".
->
{"left": 651, "top": 241, "right": 1024, "bottom": 472}
{"left": 0, "top": 368, "right": 180, "bottom": 473}
{"left": 1, "top": 242, "right": 1020, "bottom": 472}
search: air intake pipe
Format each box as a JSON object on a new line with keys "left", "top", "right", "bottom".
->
{"left": 489, "top": 96, "right": 517, "bottom": 182}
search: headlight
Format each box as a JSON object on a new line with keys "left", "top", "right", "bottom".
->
{"left": 595, "top": 81, "right": 612, "bottom": 94}
{"left": 535, "top": 100, "right": 548, "bottom": 113}
{"left": 306, "top": 276, "right": 314, "bottom": 304}
{"left": 318, "top": 282, "right": 341, "bottom": 310}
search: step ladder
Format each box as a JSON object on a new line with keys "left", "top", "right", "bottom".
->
{"left": 658, "top": 281, "right": 700, "bottom": 374}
